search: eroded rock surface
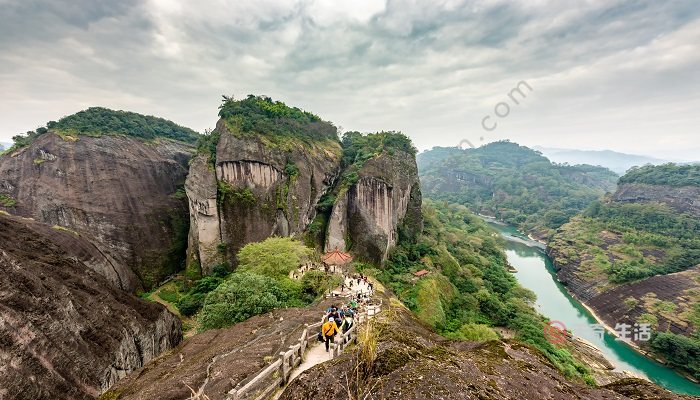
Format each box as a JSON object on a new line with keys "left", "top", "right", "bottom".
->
{"left": 0, "top": 213, "right": 182, "bottom": 400}
{"left": 326, "top": 150, "right": 422, "bottom": 263}
{"left": 0, "top": 133, "right": 193, "bottom": 290}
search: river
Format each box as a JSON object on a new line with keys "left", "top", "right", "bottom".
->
{"left": 488, "top": 222, "right": 700, "bottom": 396}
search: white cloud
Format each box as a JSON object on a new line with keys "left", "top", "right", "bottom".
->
{"left": 0, "top": 0, "right": 698, "bottom": 160}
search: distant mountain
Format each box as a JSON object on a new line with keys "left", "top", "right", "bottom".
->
{"left": 0, "top": 142, "right": 11, "bottom": 151}
{"left": 418, "top": 141, "right": 618, "bottom": 238}
{"left": 534, "top": 146, "right": 668, "bottom": 175}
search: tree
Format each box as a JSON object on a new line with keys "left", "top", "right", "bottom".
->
{"left": 237, "top": 237, "right": 313, "bottom": 279}
{"left": 198, "top": 272, "right": 286, "bottom": 330}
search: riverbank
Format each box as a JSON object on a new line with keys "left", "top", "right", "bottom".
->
{"left": 489, "top": 220, "right": 700, "bottom": 395}
{"left": 563, "top": 278, "right": 700, "bottom": 385}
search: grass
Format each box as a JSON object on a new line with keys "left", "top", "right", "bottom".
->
{"left": 0, "top": 194, "right": 17, "bottom": 207}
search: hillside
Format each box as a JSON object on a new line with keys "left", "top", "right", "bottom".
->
{"left": 0, "top": 213, "right": 181, "bottom": 400}
{"left": 535, "top": 146, "right": 668, "bottom": 175}
{"left": 418, "top": 141, "right": 618, "bottom": 238}
{"left": 281, "top": 291, "right": 693, "bottom": 400}
{"left": 549, "top": 164, "right": 700, "bottom": 380}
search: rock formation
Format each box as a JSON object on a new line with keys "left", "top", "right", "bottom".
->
{"left": 0, "top": 213, "right": 181, "bottom": 400}
{"left": 326, "top": 149, "right": 422, "bottom": 263}
{"left": 185, "top": 118, "right": 342, "bottom": 273}
{"left": 0, "top": 132, "right": 193, "bottom": 291}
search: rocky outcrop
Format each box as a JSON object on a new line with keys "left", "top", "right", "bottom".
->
{"left": 102, "top": 298, "right": 338, "bottom": 400}
{"left": 0, "top": 133, "right": 193, "bottom": 290}
{"left": 0, "top": 213, "right": 181, "bottom": 400}
{"left": 612, "top": 183, "right": 700, "bottom": 217}
{"left": 280, "top": 295, "right": 692, "bottom": 400}
{"left": 185, "top": 155, "right": 222, "bottom": 275}
{"left": 186, "top": 120, "right": 342, "bottom": 272}
{"left": 326, "top": 150, "right": 422, "bottom": 263}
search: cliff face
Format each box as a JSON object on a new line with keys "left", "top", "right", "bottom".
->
{"left": 185, "top": 120, "right": 342, "bottom": 272}
{"left": 549, "top": 175, "right": 700, "bottom": 348}
{"left": 326, "top": 150, "right": 422, "bottom": 263}
{"left": 0, "top": 133, "right": 193, "bottom": 290}
{"left": 0, "top": 213, "right": 182, "bottom": 400}
{"left": 612, "top": 183, "right": 700, "bottom": 217}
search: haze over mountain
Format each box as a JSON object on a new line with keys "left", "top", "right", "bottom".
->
{"left": 534, "top": 146, "right": 670, "bottom": 175}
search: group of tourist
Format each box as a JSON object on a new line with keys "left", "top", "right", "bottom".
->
{"left": 319, "top": 303, "right": 356, "bottom": 352}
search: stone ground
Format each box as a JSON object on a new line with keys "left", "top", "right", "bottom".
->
{"left": 273, "top": 276, "right": 375, "bottom": 399}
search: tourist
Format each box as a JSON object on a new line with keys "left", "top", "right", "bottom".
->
{"left": 322, "top": 317, "right": 339, "bottom": 352}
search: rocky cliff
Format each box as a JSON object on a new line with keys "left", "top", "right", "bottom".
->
{"left": 0, "top": 213, "right": 182, "bottom": 400}
{"left": 326, "top": 149, "right": 422, "bottom": 263}
{"left": 0, "top": 132, "right": 193, "bottom": 290}
{"left": 185, "top": 117, "right": 342, "bottom": 273}
{"left": 549, "top": 165, "right": 700, "bottom": 378}
{"left": 186, "top": 97, "right": 422, "bottom": 272}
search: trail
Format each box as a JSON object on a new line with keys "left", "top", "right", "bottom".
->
{"left": 271, "top": 276, "right": 374, "bottom": 399}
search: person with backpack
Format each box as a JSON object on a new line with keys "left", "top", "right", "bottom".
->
{"left": 322, "top": 317, "right": 339, "bottom": 352}
{"left": 327, "top": 307, "right": 341, "bottom": 328}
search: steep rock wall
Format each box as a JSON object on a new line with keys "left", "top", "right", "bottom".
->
{"left": 326, "top": 150, "right": 422, "bottom": 263}
{"left": 0, "top": 133, "right": 193, "bottom": 290}
{"left": 613, "top": 183, "right": 700, "bottom": 217}
{"left": 0, "top": 214, "right": 181, "bottom": 400}
{"left": 185, "top": 155, "right": 222, "bottom": 275}
{"left": 185, "top": 120, "right": 342, "bottom": 270}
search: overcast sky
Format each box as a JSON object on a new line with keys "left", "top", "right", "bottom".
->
{"left": 1, "top": 0, "right": 698, "bottom": 160}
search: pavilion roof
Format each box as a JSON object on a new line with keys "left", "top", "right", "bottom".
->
{"left": 322, "top": 248, "right": 353, "bottom": 265}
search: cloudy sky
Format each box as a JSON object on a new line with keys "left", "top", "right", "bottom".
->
{"left": 1, "top": 0, "right": 698, "bottom": 159}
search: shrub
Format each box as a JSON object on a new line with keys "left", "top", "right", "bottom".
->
{"left": 178, "top": 293, "right": 205, "bottom": 317}
{"left": 198, "top": 272, "right": 287, "bottom": 331}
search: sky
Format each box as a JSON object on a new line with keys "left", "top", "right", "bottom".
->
{"left": 1, "top": 0, "right": 698, "bottom": 160}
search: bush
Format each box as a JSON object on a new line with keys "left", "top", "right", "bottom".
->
{"left": 446, "top": 323, "right": 499, "bottom": 342}
{"left": 237, "top": 237, "right": 313, "bottom": 279}
{"left": 178, "top": 293, "right": 205, "bottom": 317}
{"left": 198, "top": 272, "right": 287, "bottom": 331}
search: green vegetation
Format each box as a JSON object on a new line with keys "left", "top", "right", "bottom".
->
{"left": 199, "top": 272, "right": 287, "bottom": 330}
{"left": 7, "top": 108, "right": 200, "bottom": 152}
{"left": 370, "top": 200, "right": 592, "bottom": 382}
{"left": 0, "top": 194, "right": 17, "bottom": 207}
{"left": 418, "top": 141, "right": 618, "bottom": 236}
{"left": 236, "top": 237, "right": 313, "bottom": 279}
{"left": 619, "top": 163, "right": 700, "bottom": 187}
{"left": 217, "top": 182, "right": 255, "bottom": 207}
{"left": 340, "top": 130, "right": 416, "bottom": 187}
{"left": 176, "top": 237, "right": 338, "bottom": 331}
{"left": 218, "top": 95, "right": 339, "bottom": 150}
{"left": 650, "top": 332, "right": 700, "bottom": 380}
{"left": 553, "top": 198, "right": 700, "bottom": 284}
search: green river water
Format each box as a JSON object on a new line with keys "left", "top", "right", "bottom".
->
{"left": 488, "top": 222, "right": 700, "bottom": 396}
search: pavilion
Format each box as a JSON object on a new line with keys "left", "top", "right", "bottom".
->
{"left": 322, "top": 248, "right": 353, "bottom": 273}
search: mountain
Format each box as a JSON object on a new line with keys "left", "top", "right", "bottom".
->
{"left": 534, "top": 146, "right": 668, "bottom": 175}
{"left": 418, "top": 141, "right": 618, "bottom": 239}
{"left": 185, "top": 95, "right": 421, "bottom": 275}
{"left": 0, "top": 108, "right": 197, "bottom": 291}
{"left": 0, "top": 141, "right": 9, "bottom": 151}
{"left": 0, "top": 212, "right": 181, "bottom": 400}
{"left": 549, "top": 163, "right": 700, "bottom": 380}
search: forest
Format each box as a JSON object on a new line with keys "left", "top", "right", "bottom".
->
{"left": 619, "top": 163, "right": 700, "bottom": 187}
{"left": 418, "top": 141, "right": 618, "bottom": 236}
{"left": 365, "top": 200, "right": 593, "bottom": 383}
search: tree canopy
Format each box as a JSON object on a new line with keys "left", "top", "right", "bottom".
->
{"left": 418, "top": 141, "right": 619, "bottom": 235}
{"left": 619, "top": 163, "right": 700, "bottom": 187}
